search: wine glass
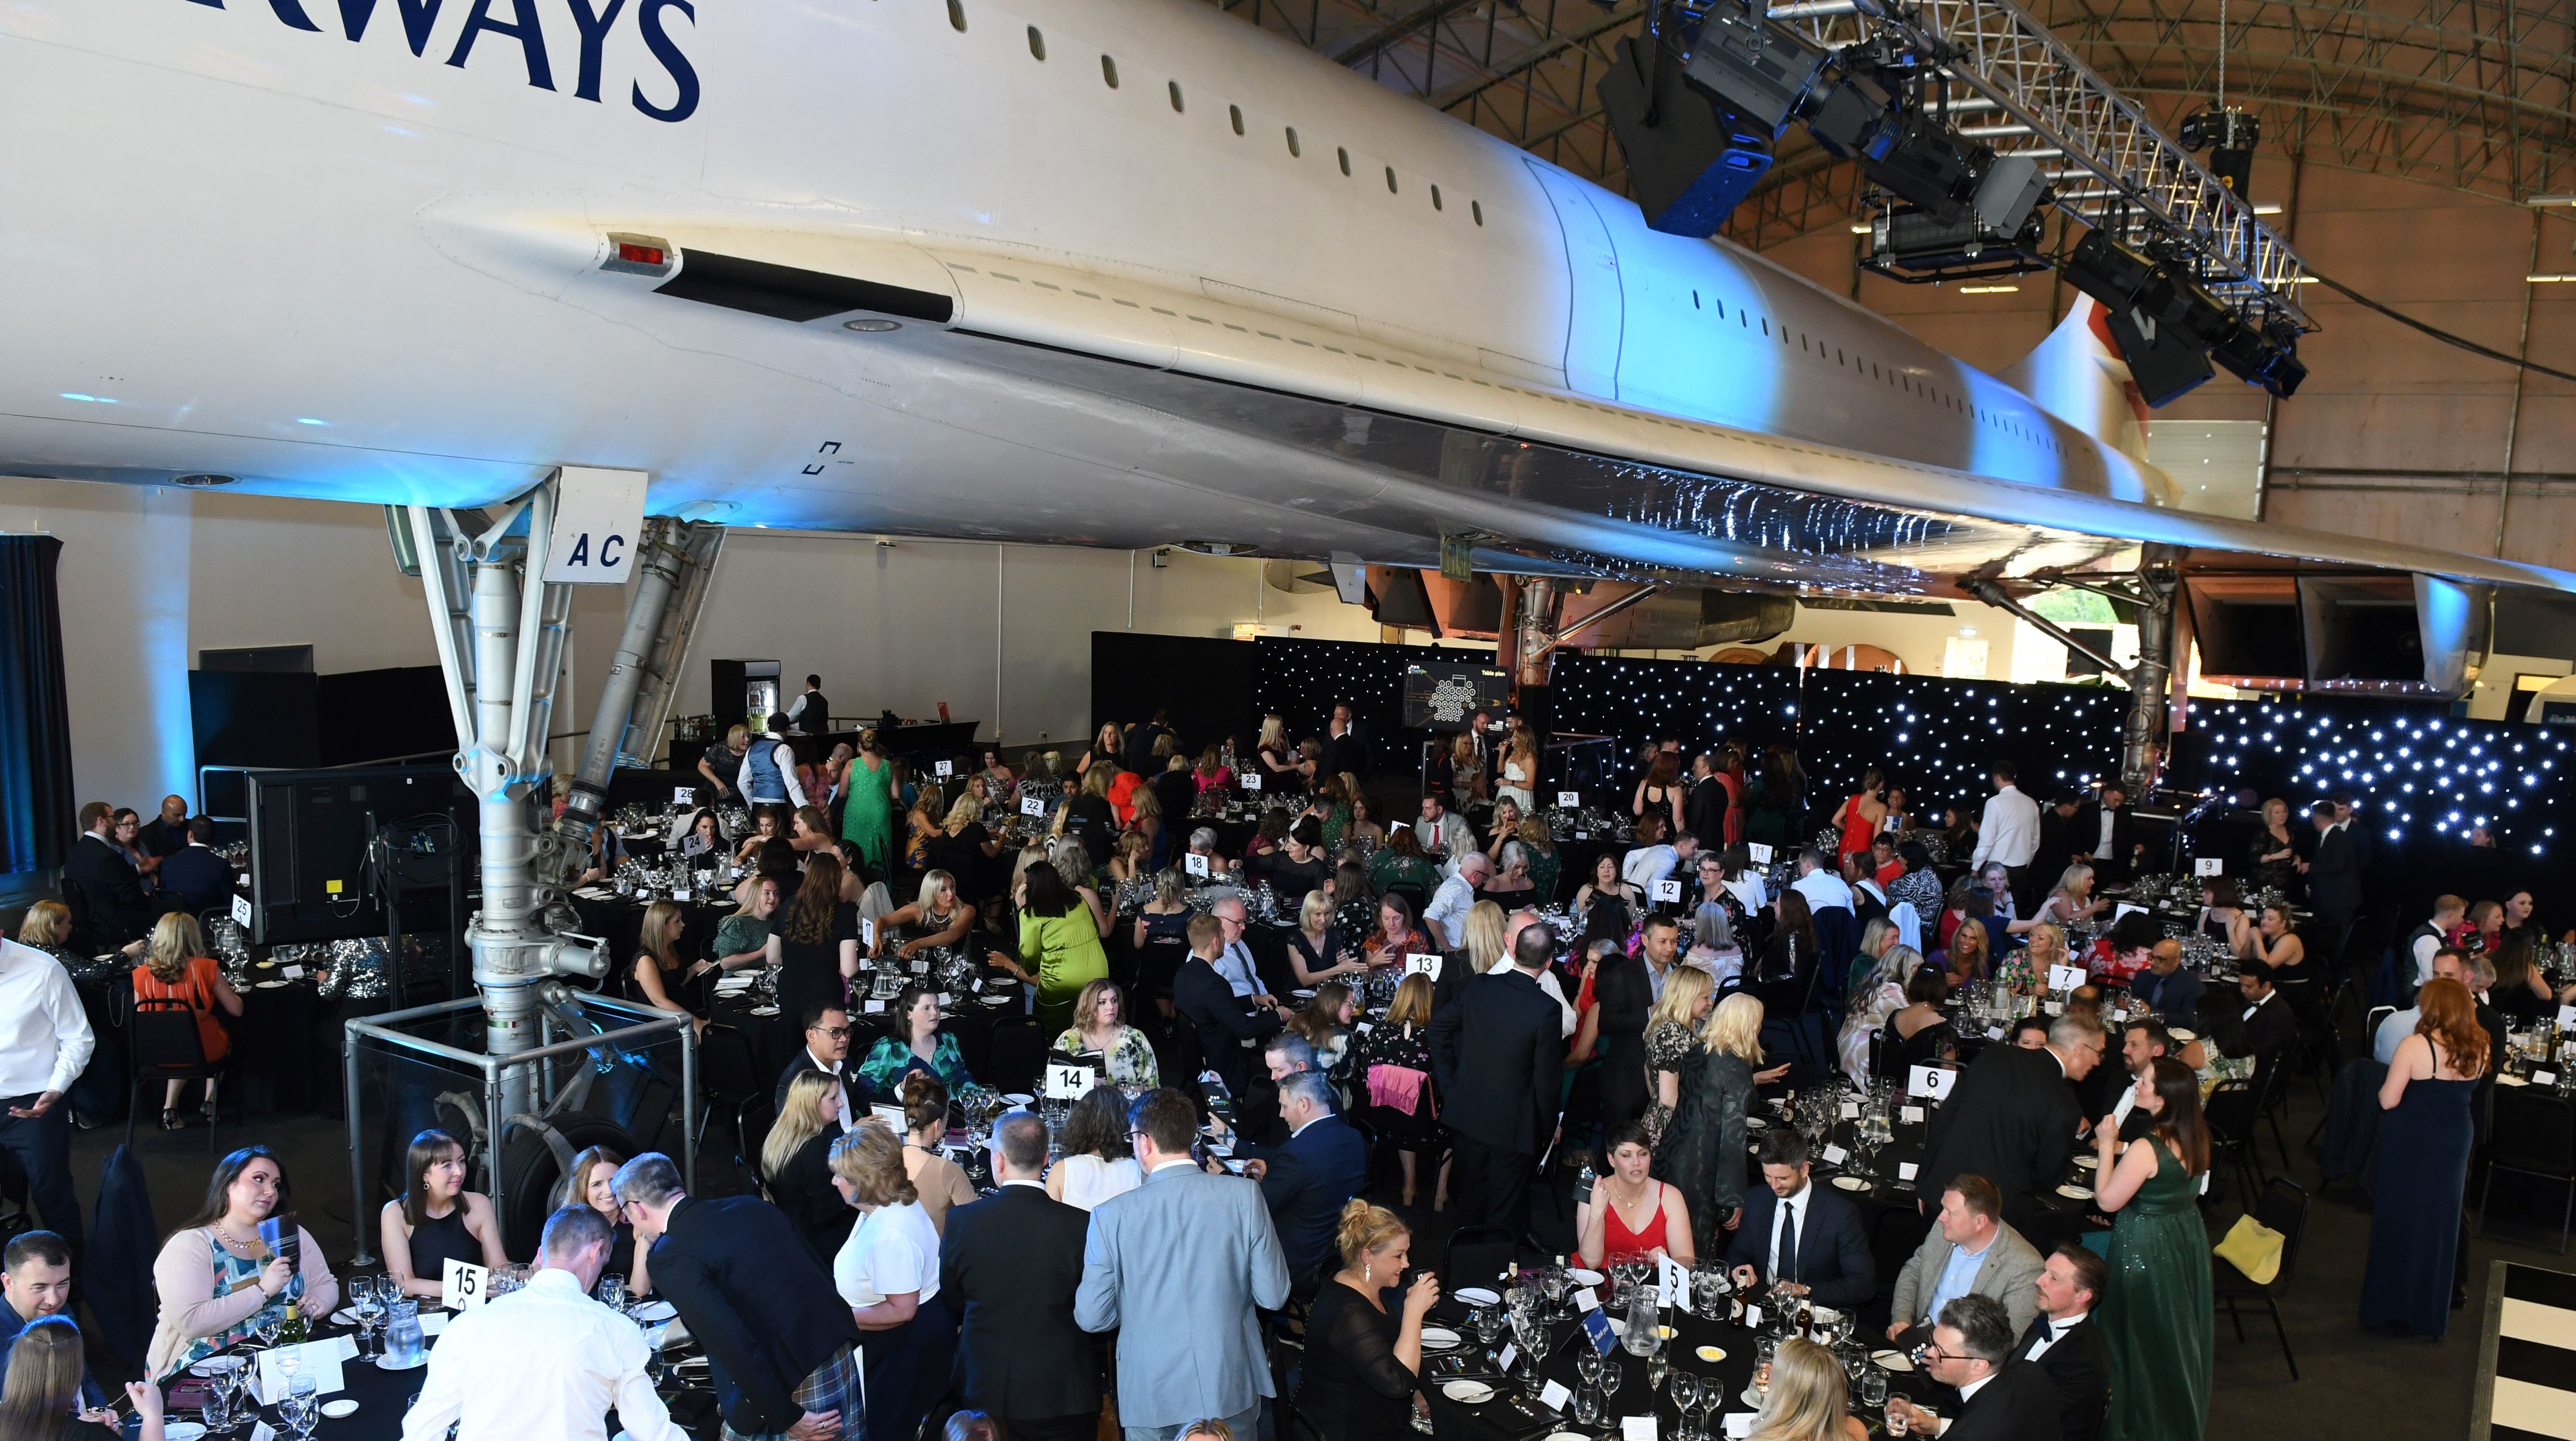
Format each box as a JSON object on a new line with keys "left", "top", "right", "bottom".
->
{"left": 1574, "top": 1349, "right": 1604, "bottom": 1388}
{"left": 1598, "top": 1360, "right": 1622, "bottom": 1403}
{"left": 253, "top": 1305, "right": 285, "bottom": 1349}
{"left": 282, "top": 1375, "right": 319, "bottom": 1439}
{"left": 1670, "top": 1370, "right": 1700, "bottom": 1416}
{"left": 598, "top": 1273, "right": 628, "bottom": 1314}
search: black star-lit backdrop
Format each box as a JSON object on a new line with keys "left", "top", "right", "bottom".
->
{"left": 1802, "top": 670, "right": 2128, "bottom": 823}
{"left": 1548, "top": 652, "right": 1802, "bottom": 753}
{"left": 2168, "top": 693, "right": 2571, "bottom": 857}
{"left": 1252, "top": 635, "right": 1442, "bottom": 768}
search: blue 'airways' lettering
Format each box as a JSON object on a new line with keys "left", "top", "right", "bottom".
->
{"left": 446, "top": 0, "right": 556, "bottom": 90}
{"left": 631, "top": 0, "right": 698, "bottom": 124}
{"left": 563, "top": 0, "right": 625, "bottom": 103}
{"left": 336, "top": 0, "right": 446, "bottom": 56}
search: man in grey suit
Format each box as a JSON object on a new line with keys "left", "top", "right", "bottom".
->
{"left": 1076, "top": 1088, "right": 1291, "bottom": 1441}
{"left": 1885, "top": 1174, "right": 2043, "bottom": 1349}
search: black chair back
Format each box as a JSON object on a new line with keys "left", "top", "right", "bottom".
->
{"left": 2203, "top": 1079, "right": 2257, "bottom": 1148}
{"left": 130, "top": 998, "right": 207, "bottom": 1072}
{"left": 1443, "top": 1224, "right": 1517, "bottom": 1298}
{"left": 695, "top": 1025, "right": 760, "bottom": 1100}
{"left": 983, "top": 1022, "right": 1046, "bottom": 1093}
{"left": 2249, "top": 1177, "right": 2310, "bottom": 1289}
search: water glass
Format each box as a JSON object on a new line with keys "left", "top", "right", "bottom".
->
{"left": 598, "top": 1274, "right": 627, "bottom": 1314}
{"left": 1598, "top": 1362, "right": 1622, "bottom": 1401}
{"left": 1859, "top": 1367, "right": 1888, "bottom": 1411}
{"left": 283, "top": 1375, "right": 319, "bottom": 1438}
{"left": 1670, "top": 1371, "right": 1700, "bottom": 1414}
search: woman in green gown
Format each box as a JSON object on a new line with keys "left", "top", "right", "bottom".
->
{"left": 2093, "top": 1055, "right": 2215, "bottom": 1441}
{"left": 839, "top": 730, "right": 898, "bottom": 878}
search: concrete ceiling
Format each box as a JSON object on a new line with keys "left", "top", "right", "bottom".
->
{"left": 1210, "top": 0, "right": 2576, "bottom": 250}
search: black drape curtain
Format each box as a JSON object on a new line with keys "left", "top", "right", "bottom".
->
{"left": 0, "top": 535, "right": 76, "bottom": 878}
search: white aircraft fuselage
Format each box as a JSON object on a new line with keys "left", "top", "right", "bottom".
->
{"left": 5, "top": 0, "right": 2569, "bottom": 594}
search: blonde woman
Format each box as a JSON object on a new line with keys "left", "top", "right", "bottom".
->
{"left": 14, "top": 900, "right": 80, "bottom": 958}
{"left": 1463, "top": 900, "right": 1510, "bottom": 975}
{"left": 1660, "top": 992, "right": 1778, "bottom": 1255}
{"left": 1051, "top": 977, "right": 1159, "bottom": 1089}
{"left": 828, "top": 1122, "right": 954, "bottom": 1441}
{"left": 1297, "top": 1200, "right": 1437, "bottom": 1441}
{"left": 763, "top": 1070, "right": 855, "bottom": 1255}
{"left": 1497, "top": 727, "right": 1539, "bottom": 815}
{"left": 1354, "top": 973, "right": 1445, "bottom": 1208}
{"left": 1748, "top": 1336, "right": 1867, "bottom": 1441}
{"left": 130, "top": 914, "right": 242, "bottom": 1128}
{"left": 1288, "top": 889, "right": 1362, "bottom": 988}
{"left": 1643, "top": 965, "right": 1715, "bottom": 1143}
{"left": 553, "top": 1144, "right": 649, "bottom": 1299}
{"left": 1836, "top": 944, "right": 1923, "bottom": 1085}
{"left": 2012, "top": 862, "right": 2104, "bottom": 934}
{"left": 1256, "top": 714, "right": 1301, "bottom": 792}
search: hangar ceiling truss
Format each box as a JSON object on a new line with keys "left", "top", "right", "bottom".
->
{"left": 1212, "top": 0, "right": 2576, "bottom": 248}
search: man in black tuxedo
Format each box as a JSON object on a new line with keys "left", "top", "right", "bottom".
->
{"left": 2304, "top": 799, "right": 2361, "bottom": 971}
{"left": 1894, "top": 1294, "right": 2058, "bottom": 1441}
{"left": 1722, "top": 1132, "right": 1876, "bottom": 1311}
{"left": 1428, "top": 920, "right": 1565, "bottom": 1241}
{"left": 1174, "top": 914, "right": 1288, "bottom": 1104}
{"left": 2235, "top": 970, "right": 2298, "bottom": 1107}
{"left": 940, "top": 1113, "right": 1097, "bottom": 1441}
{"left": 773, "top": 1004, "right": 863, "bottom": 1133}
{"left": 135, "top": 795, "right": 194, "bottom": 861}
{"left": 1234, "top": 1070, "right": 1368, "bottom": 1292}
{"left": 62, "top": 802, "right": 162, "bottom": 952}
{"left": 2010, "top": 1243, "right": 2111, "bottom": 1441}
{"left": 1684, "top": 753, "right": 1731, "bottom": 853}
{"left": 156, "top": 818, "right": 234, "bottom": 917}
{"left": 2071, "top": 782, "right": 2140, "bottom": 885}
{"left": 2035, "top": 794, "right": 2084, "bottom": 875}
{"left": 1923, "top": 1012, "right": 2105, "bottom": 1236}
{"left": 613, "top": 1153, "right": 861, "bottom": 1441}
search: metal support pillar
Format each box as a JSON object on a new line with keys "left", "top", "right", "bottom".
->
{"left": 1513, "top": 578, "right": 1560, "bottom": 690}
{"left": 2124, "top": 545, "right": 2183, "bottom": 792}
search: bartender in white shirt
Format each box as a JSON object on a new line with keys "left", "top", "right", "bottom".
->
{"left": 402, "top": 1205, "right": 683, "bottom": 1441}
{"left": 1969, "top": 762, "right": 2041, "bottom": 913}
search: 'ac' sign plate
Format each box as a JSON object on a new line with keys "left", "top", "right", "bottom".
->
{"left": 542, "top": 466, "right": 650, "bottom": 584}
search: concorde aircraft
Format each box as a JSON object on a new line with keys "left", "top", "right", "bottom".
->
{"left": 3, "top": 0, "right": 2567, "bottom": 601}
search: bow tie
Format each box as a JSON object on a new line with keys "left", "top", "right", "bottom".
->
{"left": 2041, "top": 1321, "right": 2056, "bottom": 1340}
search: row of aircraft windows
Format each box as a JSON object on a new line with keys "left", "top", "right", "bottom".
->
{"left": 941, "top": 0, "right": 2056, "bottom": 455}
{"left": 938, "top": 0, "right": 1487, "bottom": 226}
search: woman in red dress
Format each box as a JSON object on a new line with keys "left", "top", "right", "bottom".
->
{"left": 1578, "top": 1122, "right": 1697, "bottom": 1269}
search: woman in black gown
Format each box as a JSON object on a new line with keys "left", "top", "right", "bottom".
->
{"left": 764, "top": 852, "right": 859, "bottom": 1030}
{"left": 1299, "top": 1200, "right": 1435, "bottom": 1441}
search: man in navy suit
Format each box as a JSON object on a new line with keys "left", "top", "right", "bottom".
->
{"left": 1233, "top": 1070, "right": 1367, "bottom": 1293}
{"left": 156, "top": 818, "right": 234, "bottom": 917}
{"left": 941, "top": 1113, "right": 1097, "bottom": 1441}
{"left": 1723, "top": 1131, "right": 1875, "bottom": 1311}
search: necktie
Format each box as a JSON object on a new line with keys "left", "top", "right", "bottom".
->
{"left": 1776, "top": 1203, "right": 1798, "bottom": 1285}
{"left": 2042, "top": 1321, "right": 2057, "bottom": 1341}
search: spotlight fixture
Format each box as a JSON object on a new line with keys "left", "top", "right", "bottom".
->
{"left": 2179, "top": 107, "right": 2260, "bottom": 199}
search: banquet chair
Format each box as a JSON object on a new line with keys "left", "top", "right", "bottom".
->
{"left": 2201, "top": 1080, "right": 2266, "bottom": 1205}
{"left": 691, "top": 1025, "right": 763, "bottom": 1178}
{"left": 126, "top": 996, "right": 223, "bottom": 1153}
{"left": 2211, "top": 1176, "right": 2308, "bottom": 1380}
{"left": 2477, "top": 1087, "right": 2576, "bottom": 1254}
{"left": 982, "top": 1022, "right": 1047, "bottom": 1094}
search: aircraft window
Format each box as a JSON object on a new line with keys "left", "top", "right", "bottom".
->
{"left": 1385, "top": 166, "right": 1399, "bottom": 193}
{"left": 1338, "top": 147, "right": 1351, "bottom": 176}
{"left": 1168, "top": 80, "right": 1183, "bottom": 112}
{"left": 1472, "top": 200, "right": 1483, "bottom": 225}
{"left": 1230, "top": 105, "right": 1245, "bottom": 136}
{"left": 1026, "top": 25, "right": 1044, "bottom": 59}
{"left": 1285, "top": 127, "right": 1300, "bottom": 157}
{"left": 1713, "top": 297, "right": 1723, "bottom": 316}
{"left": 947, "top": 0, "right": 965, "bottom": 31}
{"left": 1431, "top": 184, "right": 1443, "bottom": 210}
{"left": 1101, "top": 55, "right": 1118, "bottom": 87}
{"left": 1800, "top": 335, "right": 1808, "bottom": 352}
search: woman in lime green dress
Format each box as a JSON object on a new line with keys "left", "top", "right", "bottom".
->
{"left": 990, "top": 860, "right": 1109, "bottom": 1034}
{"left": 2093, "top": 1055, "right": 2214, "bottom": 1441}
{"left": 839, "top": 731, "right": 898, "bottom": 878}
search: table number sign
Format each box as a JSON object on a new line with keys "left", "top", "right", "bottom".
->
{"left": 1405, "top": 953, "right": 1443, "bottom": 979}
{"left": 1558, "top": 791, "right": 1581, "bottom": 808}
{"left": 674, "top": 786, "right": 694, "bottom": 805}
{"left": 1240, "top": 773, "right": 1262, "bottom": 792}
{"left": 1907, "top": 1065, "right": 1956, "bottom": 1101}
{"left": 1186, "top": 853, "right": 1211, "bottom": 878}
{"left": 1653, "top": 879, "right": 1683, "bottom": 904}
{"left": 935, "top": 760, "right": 953, "bottom": 778}
{"left": 1746, "top": 843, "right": 1774, "bottom": 864}
{"left": 232, "top": 893, "right": 254, "bottom": 928}
{"left": 1043, "top": 1063, "right": 1092, "bottom": 1101}
{"left": 442, "top": 1257, "right": 489, "bottom": 1312}
{"left": 2049, "top": 964, "right": 2087, "bottom": 993}
{"left": 2194, "top": 856, "right": 2223, "bottom": 876}
{"left": 1020, "top": 796, "right": 1045, "bottom": 817}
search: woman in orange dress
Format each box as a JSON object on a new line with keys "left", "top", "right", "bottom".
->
{"left": 130, "top": 914, "right": 243, "bottom": 1129}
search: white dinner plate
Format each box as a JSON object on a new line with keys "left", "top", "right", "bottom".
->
{"left": 1546, "top": 1432, "right": 1591, "bottom": 1441}
{"left": 2073, "top": 1153, "right": 2099, "bottom": 1169}
{"left": 1453, "top": 1287, "right": 1501, "bottom": 1307}
{"left": 1870, "top": 1349, "right": 1915, "bottom": 1373}
{"left": 2168, "top": 1028, "right": 2198, "bottom": 1043}
{"left": 1566, "top": 1269, "right": 1603, "bottom": 1287}
{"left": 748, "top": 1005, "right": 779, "bottom": 1016}
{"left": 1420, "top": 1327, "right": 1461, "bottom": 1349}
{"left": 255, "top": 980, "right": 288, "bottom": 990}
{"left": 632, "top": 1300, "right": 677, "bottom": 1323}
{"left": 321, "top": 1400, "right": 360, "bottom": 1419}
{"left": 188, "top": 1357, "right": 243, "bottom": 1377}
{"left": 1830, "top": 1175, "right": 1870, "bottom": 1191}
{"left": 1744, "top": 1116, "right": 1768, "bottom": 1129}
{"left": 2056, "top": 1183, "right": 2095, "bottom": 1200}
{"left": 1002, "top": 1093, "right": 1033, "bottom": 1105}
{"left": 1440, "top": 1381, "right": 1495, "bottom": 1404}
{"left": 163, "top": 1424, "right": 207, "bottom": 1441}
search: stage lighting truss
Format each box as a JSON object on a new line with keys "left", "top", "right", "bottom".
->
{"left": 1764, "top": 0, "right": 2315, "bottom": 330}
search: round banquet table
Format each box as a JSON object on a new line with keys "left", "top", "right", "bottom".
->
{"left": 1418, "top": 1285, "right": 1947, "bottom": 1441}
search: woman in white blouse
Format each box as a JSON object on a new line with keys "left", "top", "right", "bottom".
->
{"left": 830, "top": 1123, "right": 954, "bottom": 1441}
{"left": 1046, "top": 1084, "right": 1144, "bottom": 1211}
